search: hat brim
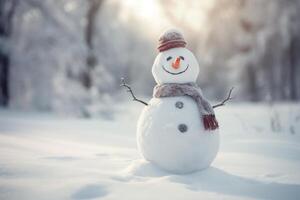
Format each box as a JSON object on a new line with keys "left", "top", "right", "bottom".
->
{"left": 158, "top": 40, "right": 186, "bottom": 52}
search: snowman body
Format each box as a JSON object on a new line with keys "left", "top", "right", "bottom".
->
{"left": 137, "top": 96, "right": 219, "bottom": 173}
{"left": 136, "top": 31, "right": 219, "bottom": 174}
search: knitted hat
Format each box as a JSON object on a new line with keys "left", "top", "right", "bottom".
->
{"left": 157, "top": 29, "right": 187, "bottom": 52}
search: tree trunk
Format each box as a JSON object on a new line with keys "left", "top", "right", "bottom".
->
{"left": 0, "top": 0, "right": 18, "bottom": 106}
{"left": 81, "top": 0, "right": 103, "bottom": 89}
{"left": 246, "top": 64, "right": 259, "bottom": 101}
{"left": 289, "top": 36, "right": 299, "bottom": 101}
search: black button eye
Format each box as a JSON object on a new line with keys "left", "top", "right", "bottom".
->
{"left": 180, "top": 56, "right": 184, "bottom": 60}
{"left": 166, "top": 56, "right": 172, "bottom": 61}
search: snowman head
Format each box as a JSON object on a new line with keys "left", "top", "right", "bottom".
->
{"left": 152, "top": 29, "right": 199, "bottom": 84}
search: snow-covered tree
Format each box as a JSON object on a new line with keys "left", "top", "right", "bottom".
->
{"left": 9, "top": 0, "right": 88, "bottom": 115}
{"left": 2, "top": 0, "right": 299, "bottom": 116}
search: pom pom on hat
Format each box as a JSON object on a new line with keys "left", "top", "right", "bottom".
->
{"left": 157, "top": 29, "right": 187, "bottom": 52}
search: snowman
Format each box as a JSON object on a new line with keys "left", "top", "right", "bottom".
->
{"left": 122, "top": 29, "right": 229, "bottom": 174}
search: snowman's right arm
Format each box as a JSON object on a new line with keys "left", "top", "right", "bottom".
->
{"left": 120, "top": 78, "right": 148, "bottom": 106}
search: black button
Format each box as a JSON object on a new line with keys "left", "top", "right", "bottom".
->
{"left": 175, "top": 101, "right": 184, "bottom": 109}
{"left": 178, "top": 124, "right": 188, "bottom": 133}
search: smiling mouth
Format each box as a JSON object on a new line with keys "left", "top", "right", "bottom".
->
{"left": 162, "top": 64, "right": 189, "bottom": 75}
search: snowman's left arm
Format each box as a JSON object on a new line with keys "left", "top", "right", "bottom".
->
{"left": 212, "top": 87, "right": 234, "bottom": 109}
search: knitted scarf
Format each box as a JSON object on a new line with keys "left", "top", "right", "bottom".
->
{"left": 153, "top": 83, "right": 219, "bottom": 130}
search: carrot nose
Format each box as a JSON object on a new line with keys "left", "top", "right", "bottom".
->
{"left": 172, "top": 57, "right": 181, "bottom": 69}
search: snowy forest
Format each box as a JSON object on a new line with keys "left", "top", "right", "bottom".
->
{"left": 1, "top": 1, "right": 300, "bottom": 200}
{"left": 0, "top": 0, "right": 300, "bottom": 117}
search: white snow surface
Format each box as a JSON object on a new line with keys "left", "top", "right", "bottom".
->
{"left": 137, "top": 97, "right": 219, "bottom": 173}
{"left": 0, "top": 103, "right": 300, "bottom": 200}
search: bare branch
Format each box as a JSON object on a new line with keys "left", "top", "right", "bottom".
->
{"left": 120, "top": 78, "right": 148, "bottom": 106}
{"left": 213, "top": 87, "right": 234, "bottom": 109}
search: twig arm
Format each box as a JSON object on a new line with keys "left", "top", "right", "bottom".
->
{"left": 120, "top": 78, "right": 148, "bottom": 106}
{"left": 213, "top": 87, "right": 234, "bottom": 109}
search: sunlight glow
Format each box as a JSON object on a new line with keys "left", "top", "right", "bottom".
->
{"left": 118, "top": 0, "right": 168, "bottom": 36}
{"left": 118, "top": 0, "right": 216, "bottom": 36}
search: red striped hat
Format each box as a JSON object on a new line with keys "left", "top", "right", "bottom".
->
{"left": 157, "top": 29, "right": 186, "bottom": 52}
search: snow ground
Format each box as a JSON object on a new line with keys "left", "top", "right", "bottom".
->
{"left": 0, "top": 103, "right": 300, "bottom": 200}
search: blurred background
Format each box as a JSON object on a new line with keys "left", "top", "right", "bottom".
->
{"left": 1, "top": 1, "right": 300, "bottom": 199}
{"left": 0, "top": 0, "right": 299, "bottom": 117}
